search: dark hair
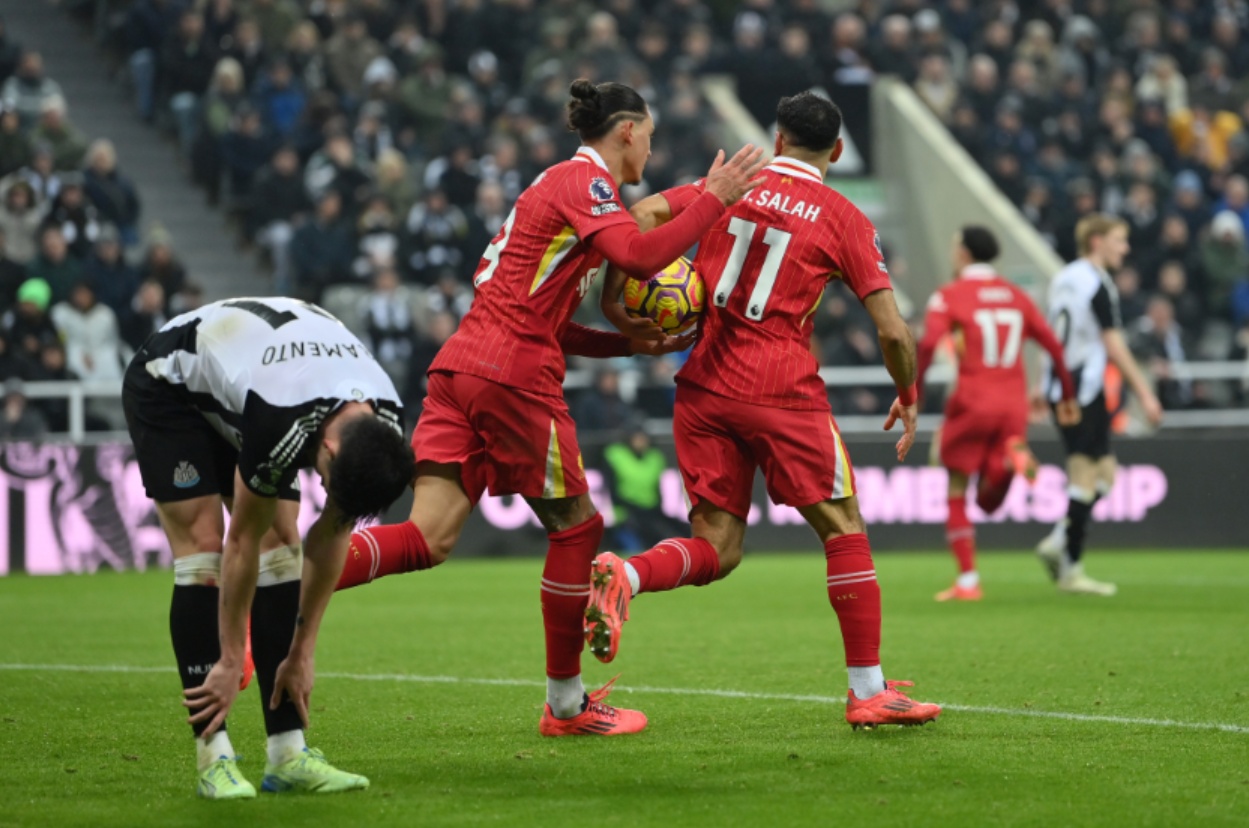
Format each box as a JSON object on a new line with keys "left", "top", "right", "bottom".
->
{"left": 776, "top": 91, "right": 843, "bottom": 151}
{"left": 960, "top": 226, "right": 1000, "bottom": 263}
{"left": 566, "top": 79, "right": 648, "bottom": 141}
{"left": 327, "top": 414, "right": 415, "bottom": 525}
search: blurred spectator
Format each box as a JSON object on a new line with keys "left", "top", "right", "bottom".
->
{"left": 125, "top": 0, "right": 182, "bottom": 121}
{"left": 28, "top": 225, "right": 83, "bottom": 307}
{"left": 1141, "top": 214, "right": 1204, "bottom": 289}
{"left": 160, "top": 9, "right": 216, "bottom": 155}
{"left": 220, "top": 105, "right": 278, "bottom": 206}
{"left": 0, "top": 377, "right": 47, "bottom": 440}
{"left": 253, "top": 0, "right": 302, "bottom": 53}
{"left": 403, "top": 190, "right": 469, "bottom": 285}
{"left": 121, "top": 280, "right": 168, "bottom": 352}
{"left": 1136, "top": 55, "right": 1188, "bottom": 114}
{"left": 1213, "top": 174, "right": 1249, "bottom": 235}
{"left": 249, "top": 144, "right": 310, "bottom": 292}
{"left": 0, "top": 226, "right": 23, "bottom": 311}
{"left": 221, "top": 17, "right": 267, "bottom": 89}
{"left": 0, "top": 179, "right": 39, "bottom": 263}
{"left": 1170, "top": 170, "right": 1213, "bottom": 236}
{"left": 1113, "top": 265, "right": 1147, "bottom": 327}
{"left": 50, "top": 280, "right": 127, "bottom": 384}
{"left": 136, "top": 226, "right": 187, "bottom": 312}
{"left": 1130, "top": 295, "right": 1191, "bottom": 410}
{"left": 374, "top": 147, "right": 417, "bottom": 217}
{"left": 252, "top": 57, "right": 306, "bottom": 139}
{"left": 603, "top": 426, "right": 680, "bottom": 552}
{"left": 1, "top": 51, "right": 63, "bottom": 128}
{"left": 290, "top": 189, "right": 354, "bottom": 301}
{"left": 1201, "top": 211, "right": 1249, "bottom": 320}
{"left": 872, "top": 15, "right": 916, "bottom": 81}
{"left": 353, "top": 195, "right": 400, "bottom": 279}
{"left": 358, "top": 265, "right": 415, "bottom": 387}
{"left": 83, "top": 140, "right": 141, "bottom": 246}
{"left": 0, "top": 16, "right": 23, "bottom": 83}
{"left": 0, "top": 330, "right": 23, "bottom": 379}
{"left": 304, "top": 132, "right": 370, "bottom": 211}
{"left": 40, "top": 174, "right": 101, "bottom": 260}
{"left": 397, "top": 46, "right": 452, "bottom": 144}
{"left": 16, "top": 144, "right": 63, "bottom": 203}
{"left": 325, "top": 13, "right": 382, "bottom": 103}
{"left": 403, "top": 309, "right": 457, "bottom": 417}
{"left": 0, "top": 105, "right": 30, "bottom": 176}
{"left": 26, "top": 340, "right": 75, "bottom": 431}
{"left": 914, "top": 53, "right": 958, "bottom": 122}
{"left": 465, "top": 180, "right": 507, "bottom": 265}
{"left": 286, "top": 21, "right": 328, "bottom": 93}
{"left": 2, "top": 278, "right": 58, "bottom": 366}
{"left": 574, "top": 369, "right": 632, "bottom": 433}
{"left": 202, "top": 0, "right": 239, "bottom": 52}
{"left": 1156, "top": 261, "right": 1205, "bottom": 336}
{"left": 1170, "top": 99, "right": 1242, "bottom": 170}
{"left": 29, "top": 95, "right": 87, "bottom": 171}
{"left": 83, "top": 225, "right": 140, "bottom": 327}
{"left": 190, "top": 57, "right": 247, "bottom": 204}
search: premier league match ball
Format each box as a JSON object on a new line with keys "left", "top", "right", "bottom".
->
{"left": 623, "top": 257, "right": 706, "bottom": 334}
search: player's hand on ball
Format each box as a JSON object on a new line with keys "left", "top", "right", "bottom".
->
{"left": 271, "top": 651, "right": 315, "bottom": 729}
{"left": 704, "top": 144, "right": 768, "bottom": 206}
{"left": 1055, "top": 398, "right": 1081, "bottom": 426}
{"left": 183, "top": 660, "right": 242, "bottom": 737}
{"left": 883, "top": 399, "right": 918, "bottom": 462}
{"left": 631, "top": 329, "right": 697, "bottom": 356}
{"left": 604, "top": 300, "right": 666, "bottom": 341}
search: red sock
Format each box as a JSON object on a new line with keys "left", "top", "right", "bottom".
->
{"left": 946, "top": 497, "right": 976, "bottom": 574}
{"left": 627, "top": 537, "right": 720, "bottom": 594}
{"left": 541, "top": 513, "right": 603, "bottom": 679}
{"left": 975, "top": 465, "right": 1012, "bottom": 514}
{"left": 824, "top": 533, "right": 881, "bottom": 667}
{"left": 336, "top": 522, "right": 433, "bottom": 590}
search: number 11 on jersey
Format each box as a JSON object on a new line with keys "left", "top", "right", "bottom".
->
{"left": 715, "top": 217, "right": 793, "bottom": 321}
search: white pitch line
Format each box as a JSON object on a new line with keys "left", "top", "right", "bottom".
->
{"left": 2, "top": 663, "right": 1246, "bottom": 735}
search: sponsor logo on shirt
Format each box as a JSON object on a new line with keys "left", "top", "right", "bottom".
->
{"left": 173, "top": 461, "right": 200, "bottom": 489}
{"left": 591, "top": 202, "right": 621, "bottom": 216}
{"left": 589, "top": 177, "right": 615, "bottom": 202}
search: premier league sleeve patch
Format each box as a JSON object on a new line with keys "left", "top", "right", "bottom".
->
{"left": 589, "top": 177, "right": 616, "bottom": 202}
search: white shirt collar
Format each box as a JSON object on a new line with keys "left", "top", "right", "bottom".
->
{"left": 574, "top": 146, "right": 611, "bottom": 173}
{"left": 959, "top": 263, "right": 999, "bottom": 280}
{"left": 765, "top": 156, "right": 824, "bottom": 184}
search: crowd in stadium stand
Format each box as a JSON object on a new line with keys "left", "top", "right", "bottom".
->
{"left": 902, "top": 0, "right": 1249, "bottom": 408}
{"left": 5, "top": 1, "right": 1249, "bottom": 438}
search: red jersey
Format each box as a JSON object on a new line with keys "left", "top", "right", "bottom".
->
{"left": 917, "top": 264, "right": 1074, "bottom": 411}
{"left": 674, "top": 157, "right": 893, "bottom": 410}
{"left": 431, "top": 147, "right": 635, "bottom": 397}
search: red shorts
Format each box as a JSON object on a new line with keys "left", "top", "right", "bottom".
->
{"left": 940, "top": 397, "right": 1028, "bottom": 477}
{"left": 412, "top": 371, "right": 588, "bottom": 504}
{"left": 674, "top": 383, "right": 855, "bottom": 521}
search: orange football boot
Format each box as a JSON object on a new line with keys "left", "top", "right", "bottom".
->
{"left": 1005, "top": 436, "right": 1039, "bottom": 483}
{"left": 239, "top": 619, "right": 254, "bottom": 691}
{"left": 845, "top": 680, "right": 942, "bottom": 730}
{"left": 934, "top": 582, "right": 984, "bottom": 602}
{"left": 539, "top": 677, "right": 648, "bottom": 736}
{"left": 585, "top": 552, "right": 632, "bottom": 664}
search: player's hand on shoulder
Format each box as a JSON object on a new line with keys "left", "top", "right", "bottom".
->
{"left": 704, "top": 144, "right": 768, "bottom": 206}
{"left": 1055, "top": 398, "right": 1082, "bottom": 427}
{"left": 883, "top": 398, "right": 918, "bottom": 462}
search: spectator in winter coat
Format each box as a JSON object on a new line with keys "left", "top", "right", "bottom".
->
{"left": 219, "top": 105, "right": 278, "bottom": 202}
{"left": 0, "top": 179, "right": 40, "bottom": 263}
{"left": 39, "top": 174, "right": 100, "bottom": 259}
{"left": 289, "top": 189, "right": 355, "bottom": 302}
{"left": 29, "top": 96, "right": 88, "bottom": 171}
{"left": 160, "top": 9, "right": 217, "bottom": 155}
{"left": 121, "top": 279, "right": 168, "bottom": 352}
{"left": 136, "top": 226, "right": 187, "bottom": 312}
{"left": 0, "top": 377, "right": 47, "bottom": 440}
{"left": 251, "top": 57, "right": 306, "bottom": 138}
{"left": 1201, "top": 211, "right": 1249, "bottom": 320}
{"left": 83, "top": 225, "right": 140, "bottom": 327}
{"left": 248, "top": 144, "right": 310, "bottom": 289}
{"left": 27, "top": 225, "right": 83, "bottom": 306}
{"left": 50, "top": 280, "right": 127, "bottom": 384}
{"left": 0, "top": 51, "right": 63, "bottom": 128}
{"left": 2, "top": 277, "right": 58, "bottom": 366}
{"left": 325, "top": 13, "right": 382, "bottom": 102}
{"left": 82, "top": 140, "right": 141, "bottom": 246}
{"left": 0, "top": 106, "right": 30, "bottom": 176}
{"left": 14, "top": 143, "right": 62, "bottom": 204}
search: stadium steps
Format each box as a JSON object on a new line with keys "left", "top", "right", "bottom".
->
{"left": 0, "top": 0, "right": 266, "bottom": 301}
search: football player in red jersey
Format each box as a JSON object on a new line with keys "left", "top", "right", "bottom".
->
{"left": 590, "top": 92, "right": 941, "bottom": 730}
{"left": 330, "top": 79, "right": 767, "bottom": 737}
{"left": 915, "top": 228, "right": 1080, "bottom": 602}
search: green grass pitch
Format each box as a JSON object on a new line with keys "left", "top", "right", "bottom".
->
{"left": 1, "top": 551, "right": 1246, "bottom": 827}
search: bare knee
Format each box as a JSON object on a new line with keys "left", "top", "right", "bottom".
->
{"left": 689, "top": 501, "right": 747, "bottom": 579}
{"left": 799, "top": 496, "right": 866, "bottom": 543}
{"left": 528, "top": 494, "right": 597, "bottom": 535}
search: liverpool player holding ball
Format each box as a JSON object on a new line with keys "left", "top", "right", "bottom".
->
{"left": 593, "top": 92, "right": 941, "bottom": 730}
{"left": 332, "top": 79, "right": 766, "bottom": 736}
{"left": 916, "top": 227, "right": 1079, "bottom": 602}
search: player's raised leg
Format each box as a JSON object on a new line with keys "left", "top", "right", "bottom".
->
{"left": 531, "top": 493, "right": 647, "bottom": 736}
{"left": 937, "top": 471, "right": 982, "bottom": 602}
{"left": 586, "top": 502, "right": 743, "bottom": 662}
{"left": 799, "top": 496, "right": 941, "bottom": 729}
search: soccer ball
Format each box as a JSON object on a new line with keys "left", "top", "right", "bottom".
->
{"left": 623, "top": 257, "right": 705, "bottom": 334}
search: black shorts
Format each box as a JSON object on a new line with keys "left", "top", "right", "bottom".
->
{"left": 1053, "top": 391, "right": 1112, "bottom": 460}
{"left": 123, "top": 362, "right": 300, "bottom": 504}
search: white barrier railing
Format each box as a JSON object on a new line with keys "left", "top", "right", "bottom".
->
{"left": 11, "top": 359, "right": 1248, "bottom": 440}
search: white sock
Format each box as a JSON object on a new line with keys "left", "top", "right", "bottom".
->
{"left": 956, "top": 570, "right": 980, "bottom": 589}
{"left": 624, "top": 562, "right": 641, "bottom": 595}
{"left": 848, "top": 665, "right": 886, "bottom": 700}
{"left": 266, "top": 729, "right": 307, "bottom": 767}
{"left": 196, "top": 730, "right": 235, "bottom": 771}
{"left": 546, "top": 675, "right": 585, "bottom": 719}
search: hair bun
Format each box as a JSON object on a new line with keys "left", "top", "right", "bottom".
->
{"left": 569, "top": 79, "right": 600, "bottom": 103}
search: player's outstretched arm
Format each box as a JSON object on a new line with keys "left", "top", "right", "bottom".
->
{"left": 1103, "top": 328, "right": 1164, "bottom": 426}
{"left": 864, "top": 289, "right": 919, "bottom": 461}
{"left": 184, "top": 470, "right": 277, "bottom": 737}
{"left": 267, "top": 500, "right": 352, "bottom": 728}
